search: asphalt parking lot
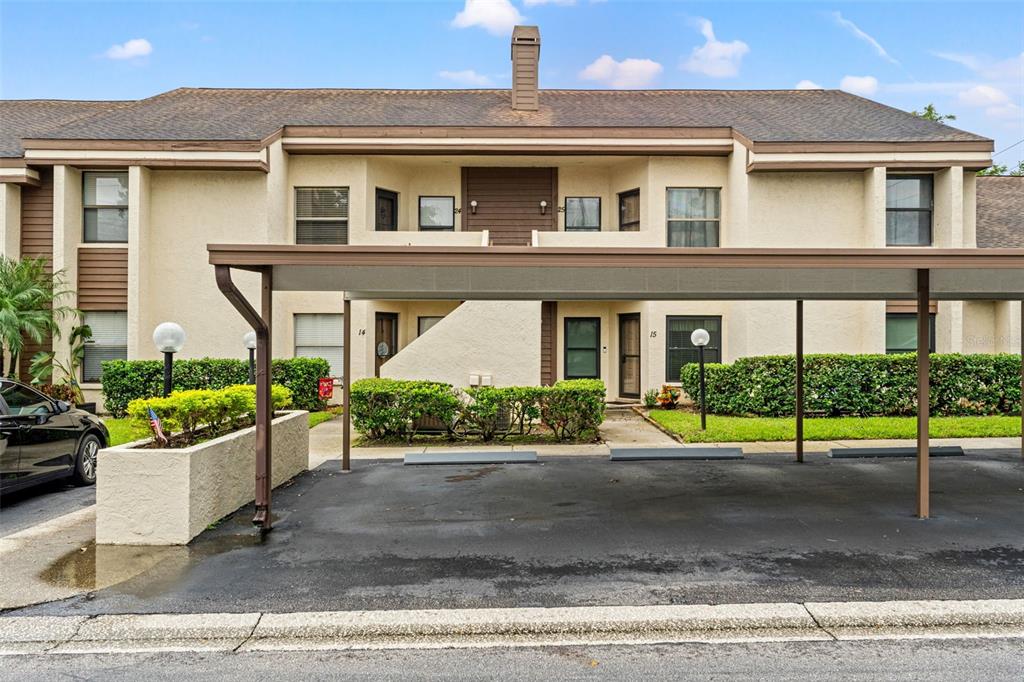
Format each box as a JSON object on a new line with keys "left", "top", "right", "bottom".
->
{"left": 8, "top": 450, "right": 1024, "bottom": 616}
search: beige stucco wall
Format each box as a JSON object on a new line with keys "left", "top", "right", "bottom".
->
{"left": 0, "top": 182, "right": 20, "bottom": 259}
{"left": 96, "top": 409, "right": 308, "bottom": 545}
{"left": 748, "top": 172, "right": 869, "bottom": 247}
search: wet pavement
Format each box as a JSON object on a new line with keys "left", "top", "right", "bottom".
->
{"left": 6, "top": 450, "right": 1024, "bottom": 616}
{"left": 0, "top": 478, "right": 94, "bottom": 537}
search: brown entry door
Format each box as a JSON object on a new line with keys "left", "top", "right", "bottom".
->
{"left": 619, "top": 313, "right": 641, "bottom": 398}
{"left": 463, "top": 167, "right": 556, "bottom": 245}
{"left": 376, "top": 189, "right": 398, "bottom": 231}
{"left": 374, "top": 312, "right": 398, "bottom": 376}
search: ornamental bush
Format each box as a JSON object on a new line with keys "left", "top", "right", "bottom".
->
{"left": 101, "top": 357, "right": 330, "bottom": 416}
{"left": 126, "top": 384, "right": 292, "bottom": 445}
{"left": 349, "top": 378, "right": 604, "bottom": 443}
{"left": 678, "top": 353, "right": 1022, "bottom": 417}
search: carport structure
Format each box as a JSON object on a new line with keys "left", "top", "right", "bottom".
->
{"left": 209, "top": 244, "right": 1024, "bottom": 531}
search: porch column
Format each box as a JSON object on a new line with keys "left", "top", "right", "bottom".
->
{"left": 917, "top": 269, "right": 930, "bottom": 519}
{"left": 342, "top": 297, "right": 352, "bottom": 472}
{"left": 796, "top": 300, "right": 804, "bottom": 463}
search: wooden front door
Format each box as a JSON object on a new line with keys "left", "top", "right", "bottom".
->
{"left": 462, "top": 167, "right": 556, "bottom": 245}
{"left": 619, "top": 313, "right": 641, "bottom": 398}
{"left": 375, "top": 189, "right": 398, "bottom": 231}
{"left": 374, "top": 312, "right": 398, "bottom": 376}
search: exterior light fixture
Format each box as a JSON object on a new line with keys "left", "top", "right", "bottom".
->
{"left": 243, "top": 331, "right": 257, "bottom": 384}
{"left": 470, "top": 200, "right": 478, "bottom": 214}
{"left": 153, "top": 322, "right": 186, "bottom": 397}
{"left": 540, "top": 200, "right": 548, "bottom": 214}
{"left": 690, "top": 328, "right": 710, "bottom": 431}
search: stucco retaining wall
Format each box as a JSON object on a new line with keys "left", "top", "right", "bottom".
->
{"left": 96, "top": 410, "right": 309, "bottom": 546}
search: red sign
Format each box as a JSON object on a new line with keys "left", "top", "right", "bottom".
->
{"left": 318, "top": 378, "right": 334, "bottom": 399}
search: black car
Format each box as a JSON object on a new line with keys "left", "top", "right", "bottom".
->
{"left": 0, "top": 379, "right": 109, "bottom": 494}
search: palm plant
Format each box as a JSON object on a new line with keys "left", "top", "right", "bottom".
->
{"left": 29, "top": 322, "right": 92, "bottom": 404}
{"left": 0, "top": 256, "right": 76, "bottom": 378}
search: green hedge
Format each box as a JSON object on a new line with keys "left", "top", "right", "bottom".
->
{"left": 101, "top": 357, "right": 331, "bottom": 416}
{"left": 679, "top": 353, "right": 1022, "bottom": 418}
{"left": 350, "top": 378, "right": 605, "bottom": 443}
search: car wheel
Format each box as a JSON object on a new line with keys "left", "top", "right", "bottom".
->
{"left": 74, "top": 433, "right": 101, "bottom": 485}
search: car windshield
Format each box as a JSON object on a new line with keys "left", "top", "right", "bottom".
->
{"left": 0, "top": 382, "right": 52, "bottom": 416}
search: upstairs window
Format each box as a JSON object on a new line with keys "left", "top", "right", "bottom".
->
{"left": 417, "top": 316, "right": 443, "bottom": 336}
{"left": 82, "top": 311, "right": 127, "bottom": 383}
{"left": 618, "top": 189, "right": 640, "bottom": 232}
{"left": 376, "top": 188, "right": 398, "bottom": 231}
{"left": 294, "top": 313, "right": 344, "bottom": 378}
{"left": 295, "top": 188, "right": 349, "bottom": 244}
{"left": 565, "top": 197, "right": 601, "bottom": 231}
{"left": 667, "top": 188, "right": 720, "bottom": 247}
{"left": 418, "top": 196, "right": 455, "bottom": 231}
{"left": 886, "top": 175, "right": 932, "bottom": 246}
{"left": 83, "top": 172, "right": 128, "bottom": 243}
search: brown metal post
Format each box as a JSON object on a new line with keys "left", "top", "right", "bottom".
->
{"left": 342, "top": 297, "right": 351, "bottom": 472}
{"left": 916, "top": 269, "right": 930, "bottom": 519}
{"left": 796, "top": 300, "right": 804, "bottom": 463}
{"left": 1020, "top": 300, "right": 1023, "bottom": 460}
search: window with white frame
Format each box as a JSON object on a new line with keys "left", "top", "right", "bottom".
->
{"left": 295, "top": 188, "right": 349, "bottom": 244}
{"left": 294, "top": 313, "right": 344, "bottom": 378}
{"left": 83, "top": 172, "right": 129, "bottom": 243}
{"left": 667, "top": 188, "right": 720, "bottom": 247}
{"left": 82, "top": 311, "right": 127, "bottom": 383}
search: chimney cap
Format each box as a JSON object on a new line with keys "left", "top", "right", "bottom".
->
{"left": 512, "top": 25, "right": 540, "bottom": 44}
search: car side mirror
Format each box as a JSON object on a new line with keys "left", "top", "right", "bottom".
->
{"left": 55, "top": 400, "right": 72, "bottom": 414}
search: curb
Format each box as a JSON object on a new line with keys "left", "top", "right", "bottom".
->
{"left": 1, "top": 599, "right": 1022, "bottom": 654}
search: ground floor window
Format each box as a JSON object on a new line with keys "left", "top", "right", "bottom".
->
{"left": 885, "top": 313, "right": 936, "bottom": 354}
{"left": 294, "top": 313, "right": 344, "bottom": 378}
{"left": 417, "top": 316, "right": 443, "bottom": 337}
{"left": 564, "top": 317, "right": 601, "bottom": 379}
{"left": 665, "top": 315, "right": 721, "bottom": 382}
{"left": 82, "top": 311, "right": 127, "bottom": 383}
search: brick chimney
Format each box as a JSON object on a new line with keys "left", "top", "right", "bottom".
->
{"left": 511, "top": 25, "right": 540, "bottom": 111}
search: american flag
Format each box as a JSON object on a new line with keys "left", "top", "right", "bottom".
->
{"left": 148, "top": 407, "right": 168, "bottom": 445}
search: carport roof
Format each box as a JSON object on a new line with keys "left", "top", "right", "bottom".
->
{"left": 207, "top": 245, "right": 1024, "bottom": 301}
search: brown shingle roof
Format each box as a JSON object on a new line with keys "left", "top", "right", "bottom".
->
{"left": 977, "top": 176, "right": 1024, "bottom": 248}
{"left": 2, "top": 87, "right": 989, "bottom": 153}
{"left": 0, "top": 100, "right": 130, "bottom": 157}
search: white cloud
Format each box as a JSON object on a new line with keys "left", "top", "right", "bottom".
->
{"left": 840, "top": 75, "right": 879, "bottom": 96}
{"left": 958, "top": 84, "right": 1010, "bottom": 108}
{"left": 681, "top": 18, "right": 749, "bottom": 78}
{"left": 451, "top": 0, "right": 523, "bottom": 36}
{"left": 934, "top": 51, "right": 1023, "bottom": 82}
{"left": 794, "top": 80, "right": 822, "bottom": 90}
{"left": 439, "top": 69, "right": 493, "bottom": 86}
{"left": 104, "top": 38, "right": 153, "bottom": 60}
{"left": 830, "top": 11, "right": 898, "bottom": 65}
{"left": 580, "top": 54, "right": 663, "bottom": 88}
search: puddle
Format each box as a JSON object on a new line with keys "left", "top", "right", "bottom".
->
{"left": 446, "top": 465, "right": 501, "bottom": 483}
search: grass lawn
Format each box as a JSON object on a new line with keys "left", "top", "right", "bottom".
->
{"left": 647, "top": 410, "right": 1022, "bottom": 443}
{"left": 104, "top": 406, "right": 345, "bottom": 447}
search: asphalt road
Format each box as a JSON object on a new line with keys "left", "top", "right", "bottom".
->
{"left": 0, "top": 478, "right": 94, "bottom": 537}
{"left": 1, "top": 638, "right": 1022, "bottom": 681}
{"left": 10, "top": 450, "right": 1023, "bottom": 617}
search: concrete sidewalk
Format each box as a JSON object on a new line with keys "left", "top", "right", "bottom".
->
{"left": 2, "top": 599, "right": 1022, "bottom": 655}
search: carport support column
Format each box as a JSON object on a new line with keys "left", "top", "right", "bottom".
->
{"left": 342, "top": 297, "right": 351, "bottom": 472}
{"left": 1020, "top": 300, "right": 1023, "bottom": 460}
{"left": 796, "top": 300, "right": 804, "bottom": 463}
{"left": 917, "top": 269, "right": 930, "bottom": 519}
{"left": 255, "top": 268, "right": 273, "bottom": 531}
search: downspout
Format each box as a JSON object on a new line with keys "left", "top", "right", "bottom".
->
{"left": 215, "top": 264, "right": 274, "bottom": 532}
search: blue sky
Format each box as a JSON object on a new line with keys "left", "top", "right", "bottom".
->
{"left": 2, "top": 1, "right": 1022, "bottom": 165}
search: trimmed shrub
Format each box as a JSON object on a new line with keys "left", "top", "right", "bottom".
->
{"left": 101, "top": 357, "right": 330, "bottom": 417}
{"left": 538, "top": 379, "right": 606, "bottom": 441}
{"left": 463, "top": 386, "right": 545, "bottom": 441}
{"left": 126, "top": 384, "right": 292, "bottom": 445}
{"left": 349, "top": 378, "right": 460, "bottom": 441}
{"left": 679, "top": 353, "right": 1022, "bottom": 417}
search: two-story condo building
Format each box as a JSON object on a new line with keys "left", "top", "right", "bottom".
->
{"left": 1, "top": 26, "right": 1016, "bottom": 411}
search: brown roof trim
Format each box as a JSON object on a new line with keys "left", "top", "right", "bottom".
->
{"left": 281, "top": 143, "right": 734, "bottom": 156}
{"left": 23, "top": 138, "right": 266, "bottom": 152}
{"left": 748, "top": 160, "right": 992, "bottom": 172}
{"left": 748, "top": 140, "right": 994, "bottom": 153}
{"left": 281, "top": 125, "right": 735, "bottom": 139}
{"left": 208, "top": 244, "right": 1024, "bottom": 270}
{"left": 27, "top": 158, "right": 268, "bottom": 172}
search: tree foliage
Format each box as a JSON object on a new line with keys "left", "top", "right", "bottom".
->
{"left": 0, "top": 257, "right": 75, "bottom": 378}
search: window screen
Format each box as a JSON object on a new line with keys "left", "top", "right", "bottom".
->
{"left": 886, "top": 176, "right": 933, "bottom": 246}
{"left": 665, "top": 316, "right": 721, "bottom": 381}
{"left": 565, "top": 197, "right": 601, "bottom": 231}
{"left": 82, "top": 311, "right": 128, "bottom": 383}
{"left": 564, "top": 318, "right": 600, "bottom": 379}
{"left": 667, "top": 188, "right": 720, "bottom": 247}
{"left": 885, "top": 313, "right": 936, "bottom": 354}
{"left": 294, "top": 313, "right": 344, "bottom": 378}
{"left": 296, "top": 188, "right": 349, "bottom": 244}
{"left": 83, "top": 172, "right": 129, "bottom": 243}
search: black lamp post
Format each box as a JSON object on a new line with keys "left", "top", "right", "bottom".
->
{"left": 244, "top": 331, "right": 257, "bottom": 384}
{"left": 152, "top": 322, "right": 186, "bottom": 397}
{"left": 690, "top": 328, "right": 710, "bottom": 430}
